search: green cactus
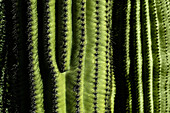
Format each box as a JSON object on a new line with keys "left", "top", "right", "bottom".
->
{"left": 2, "top": 0, "right": 170, "bottom": 112}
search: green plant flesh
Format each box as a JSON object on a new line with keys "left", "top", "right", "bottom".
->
{"left": 1, "top": 0, "right": 170, "bottom": 113}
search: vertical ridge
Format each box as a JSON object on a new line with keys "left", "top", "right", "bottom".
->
{"left": 74, "top": 0, "right": 86, "bottom": 112}
{"left": 149, "top": 0, "right": 162, "bottom": 112}
{"left": 66, "top": 0, "right": 86, "bottom": 112}
{"left": 109, "top": 1, "right": 115, "bottom": 113}
{"left": 141, "top": 0, "right": 154, "bottom": 112}
{"left": 27, "top": 0, "right": 44, "bottom": 112}
{"left": 93, "top": 0, "right": 107, "bottom": 112}
{"left": 124, "top": 0, "right": 132, "bottom": 112}
{"left": 40, "top": 0, "right": 67, "bottom": 112}
{"left": 84, "top": 0, "right": 97, "bottom": 112}
{"left": 156, "top": 0, "right": 170, "bottom": 112}
{"left": 93, "top": 0, "right": 100, "bottom": 112}
{"left": 104, "top": 0, "right": 112, "bottom": 112}
{"left": 84, "top": 0, "right": 107, "bottom": 112}
{"left": 41, "top": 0, "right": 66, "bottom": 112}
{"left": 163, "top": 1, "right": 170, "bottom": 112}
{"left": 56, "top": 0, "right": 72, "bottom": 72}
{"left": 130, "top": 0, "right": 144, "bottom": 112}
{"left": 110, "top": 47, "right": 115, "bottom": 113}
{"left": 107, "top": 0, "right": 115, "bottom": 112}
{"left": 112, "top": 1, "right": 132, "bottom": 112}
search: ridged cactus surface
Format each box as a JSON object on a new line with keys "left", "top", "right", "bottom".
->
{"left": 1, "top": 0, "right": 170, "bottom": 113}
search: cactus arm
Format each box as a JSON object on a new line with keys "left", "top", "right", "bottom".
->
{"left": 39, "top": 0, "right": 67, "bottom": 112}
{"left": 56, "top": 0, "right": 72, "bottom": 72}
{"left": 26, "top": 0, "right": 45, "bottom": 112}
{"left": 66, "top": 0, "right": 86, "bottom": 112}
